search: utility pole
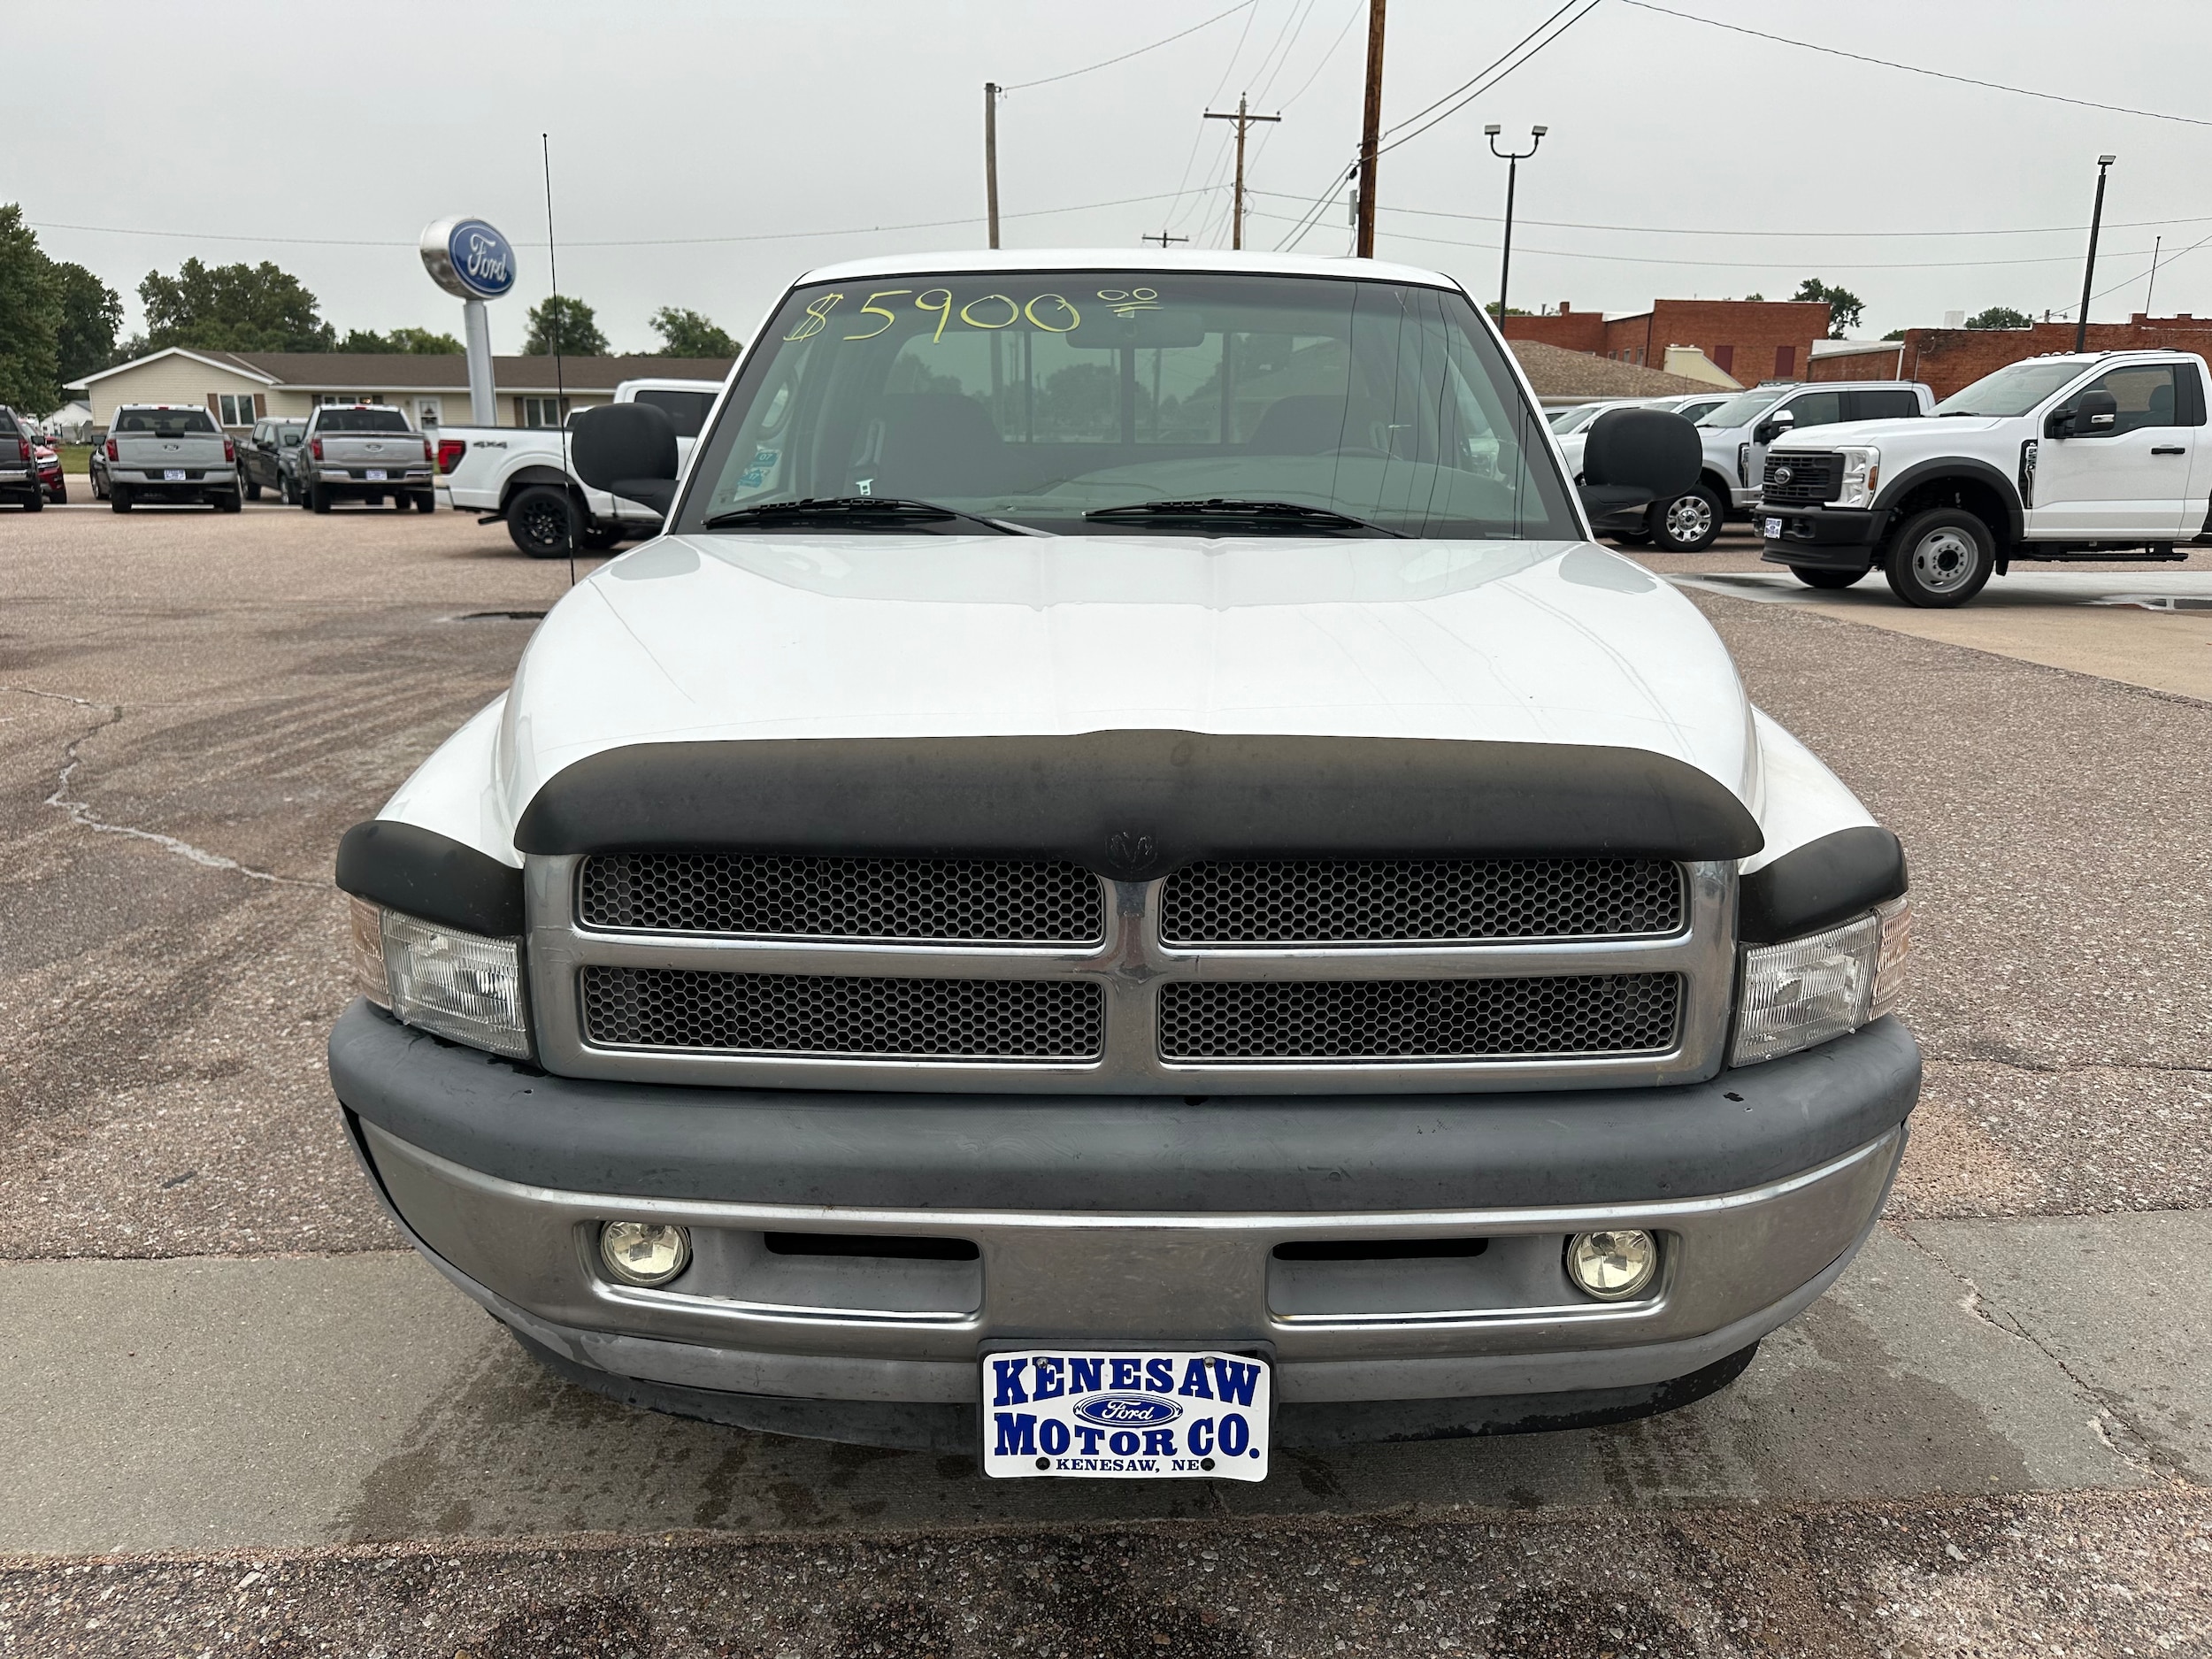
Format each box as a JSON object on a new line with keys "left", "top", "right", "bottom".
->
{"left": 1484, "top": 125, "right": 1547, "bottom": 325}
{"left": 1142, "top": 230, "right": 1190, "bottom": 249}
{"left": 1204, "top": 95, "right": 1281, "bottom": 250}
{"left": 984, "top": 83, "right": 1002, "bottom": 250}
{"left": 2075, "top": 152, "right": 2116, "bottom": 352}
{"left": 1355, "top": 0, "right": 1386, "bottom": 257}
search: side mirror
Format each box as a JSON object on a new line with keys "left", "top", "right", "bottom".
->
{"left": 1577, "top": 408, "right": 1701, "bottom": 525}
{"left": 2077, "top": 388, "right": 2119, "bottom": 432}
{"left": 571, "top": 402, "right": 680, "bottom": 517}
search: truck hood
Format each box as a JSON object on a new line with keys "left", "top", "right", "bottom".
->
{"left": 1770, "top": 416, "right": 1995, "bottom": 449}
{"left": 489, "top": 534, "right": 1758, "bottom": 839}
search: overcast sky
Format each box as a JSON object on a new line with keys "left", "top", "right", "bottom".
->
{"left": 19, "top": 0, "right": 2212, "bottom": 352}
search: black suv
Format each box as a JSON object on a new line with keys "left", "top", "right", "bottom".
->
{"left": 239, "top": 418, "right": 308, "bottom": 503}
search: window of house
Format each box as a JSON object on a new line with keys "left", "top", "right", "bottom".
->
{"left": 319, "top": 393, "right": 381, "bottom": 406}
{"left": 216, "top": 393, "right": 257, "bottom": 426}
{"left": 520, "top": 396, "right": 569, "bottom": 428}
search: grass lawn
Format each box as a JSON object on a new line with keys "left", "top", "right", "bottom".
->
{"left": 57, "top": 443, "right": 92, "bottom": 475}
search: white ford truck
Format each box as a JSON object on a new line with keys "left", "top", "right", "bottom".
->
{"left": 1760, "top": 349, "right": 2212, "bottom": 605}
{"left": 330, "top": 250, "right": 1916, "bottom": 1477}
{"left": 437, "top": 378, "right": 724, "bottom": 557}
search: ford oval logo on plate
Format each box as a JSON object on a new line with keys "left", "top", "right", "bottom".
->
{"left": 419, "top": 216, "right": 517, "bottom": 302}
{"left": 1073, "top": 1394, "right": 1182, "bottom": 1427}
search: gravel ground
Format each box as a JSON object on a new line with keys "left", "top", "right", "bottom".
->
{"left": 4, "top": 1487, "right": 2206, "bottom": 1657}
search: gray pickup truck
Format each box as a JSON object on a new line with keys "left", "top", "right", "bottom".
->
{"left": 300, "top": 404, "right": 436, "bottom": 513}
{"left": 104, "top": 404, "right": 242, "bottom": 512}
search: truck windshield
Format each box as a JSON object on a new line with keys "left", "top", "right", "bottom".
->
{"left": 1934, "top": 360, "right": 2089, "bottom": 417}
{"left": 1695, "top": 390, "right": 1785, "bottom": 429}
{"left": 318, "top": 409, "right": 412, "bottom": 433}
{"left": 680, "top": 270, "right": 1575, "bottom": 539}
{"left": 114, "top": 409, "right": 219, "bottom": 436}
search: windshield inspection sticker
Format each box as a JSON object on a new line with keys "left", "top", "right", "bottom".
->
{"left": 982, "top": 1349, "right": 1271, "bottom": 1481}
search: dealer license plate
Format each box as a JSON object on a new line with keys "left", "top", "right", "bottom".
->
{"left": 982, "top": 1348, "right": 1271, "bottom": 1481}
{"left": 164, "top": 469, "right": 186, "bottom": 481}
{"left": 1763, "top": 516, "right": 1782, "bottom": 538}
{"left": 365, "top": 468, "right": 388, "bottom": 481}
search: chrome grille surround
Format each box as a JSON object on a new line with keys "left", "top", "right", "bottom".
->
{"left": 529, "top": 856, "right": 1736, "bottom": 1094}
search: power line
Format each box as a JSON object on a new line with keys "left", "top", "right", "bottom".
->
{"left": 1161, "top": 0, "right": 1269, "bottom": 234}
{"left": 1002, "top": 0, "right": 1256, "bottom": 90}
{"left": 1379, "top": 0, "right": 1582, "bottom": 140}
{"left": 1273, "top": 0, "right": 1367, "bottom": 110}
{"left": 1376, "top": 0, "right": 1602, "bottom": 157}
{"left": 1620, "top": 1, "right": 2212, "bottom": 129}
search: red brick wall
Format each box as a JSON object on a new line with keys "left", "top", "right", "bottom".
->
{"left": 1599, "top": 300, "right": 1828, "bottom": 384}
{"left": 1809, "top": 348, "right": 1909, "bottom": 383}
{"left": 1499, "top": 306, "right": 1606, "bottom": 354}
{"left": 1894, "top": 316, "right": 2212, "bottom": 399}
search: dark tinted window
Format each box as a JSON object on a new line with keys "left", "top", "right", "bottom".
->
{"left": 1780, "top": 391, "right": 1846, "bottom": 430}
{"left": 0, "top": 411, "right": 18, "bottom": 438}
{"left": 317, "top": 408, "right": 412, "bottom": 434}
{"left": 633, "top": 388, "right": 715, "bottom": 438}
{"left": 1847, "top": 389, "right": 1920, "bottom": 420}
{"left": 115, "top": 408, "right": 220, "bottom": 435}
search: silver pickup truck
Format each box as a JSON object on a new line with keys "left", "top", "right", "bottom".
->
{"left": 300, "top": 404, "right": 437, "bottom": 513}
{"left": 103, "top": 405, "right": 242, "bottom": 512}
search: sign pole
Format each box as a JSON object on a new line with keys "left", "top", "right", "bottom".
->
{"left": 420, "top": 216, "right": 518, "bottom": 426}
{"left": 463, "top": 299, "right": 495, "bottom": 425}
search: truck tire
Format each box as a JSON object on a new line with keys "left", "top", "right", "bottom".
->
{"left": 283, "top": 474, "right": 302, "bottom": 506}
{"left": 1646, "top": 483, "right": 1724, "bottom": 553}
{"left": 21, "top": 487, "right": 42, "bottom": 512}
{"left": 507, "top": 484, "right": 579, "bottom": 557}
{"left": 413, "top": 491, "right": 436, "bottom": 513}
{"left": 111, "top": 485, "right": 132, "bottom": 512}
{"left": 309, "top": 482, "right": 332, "bottom": 513}
{"left": 216, "top": 490, "right": 243, "bottom": 513}
{"left": 1793, "top": 567, "right": 1863, "bottom": 589}
{"left": 244, "top": 478, "right": 262, "bottom": 501}
{"left": 89, "top": 466, "right": 107, "bottom": 501}
{"left": 1883, "top": 508, "right": 1993, "bottom": 608}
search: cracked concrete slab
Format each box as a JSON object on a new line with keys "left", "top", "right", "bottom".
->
{"left": 0, "top": 1225, "right": 2158, "bottom": 1558}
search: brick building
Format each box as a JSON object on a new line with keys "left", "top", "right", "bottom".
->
{"left": 1849, "top": 313, "right": 2212, "bottom": 400}
{"left": 1806, "top": 339, "right": 1909, "bottom": 382}
{"left": 1503, "top": 299, "right": 1830, "bottom": 387}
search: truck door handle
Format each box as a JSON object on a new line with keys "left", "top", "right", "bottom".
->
{"left": 2151, "top": 444, "right": 2187, "bottom": 455}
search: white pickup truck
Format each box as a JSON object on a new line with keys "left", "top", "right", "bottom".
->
{"left": 330, "top": 250, "right": 1917, "bottom": 1471}
{"left": 1760, "top": 349, "right": 2211, "bottom": 605}
{"left": 437, "top": 378, "right": 724, "bottom": 557}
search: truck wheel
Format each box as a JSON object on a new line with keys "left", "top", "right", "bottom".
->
{"left": 309, "top": 483, "right": 332, "bottom": 513}
{"left": 283, "top": 475, "right": 302, "bottom": 506}
{"left": 244, "top": 478, "right": 262, "bottom": 501}
{"left": 1646, "top": 484, "right": 1724, "bottom": 552}
{"left": 412, "top": 491, "right": 436, "bottom": 513}
{"left": 89, "top": 467, "right": 106, "bottom": 501}
{"left": 22, "top": 487, "right": 42, "bottom": 512}
{"left": 111, "top": 486, "right": 132, "bottom": 512}
{"left": 1793, "top": 567, "right": 1863, "bottom": 589}
{"left": 216, "top": 491, "right": 243, "bottom": 513}
{"left": 508, "top": 484, "right": 579, "bottom": 557}
{"left": 1883, "top": 508, "right": 1993, "bottom": 608}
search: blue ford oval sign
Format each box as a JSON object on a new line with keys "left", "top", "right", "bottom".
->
{"left": 419, "top": 217, "right": 517, "bottom": 302}
{"left": 1073, "top": 1394, "right": 1182, "bottom": 1428}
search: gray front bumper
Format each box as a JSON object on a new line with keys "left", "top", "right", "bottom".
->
{"left": 332, "top": 1003, "right": 1915, "bottom": 1419}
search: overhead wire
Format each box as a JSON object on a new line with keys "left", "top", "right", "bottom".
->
{"left": 1374, "top": 0, "right": 1604, "bottom": 157}
{"left": 1161, "top": 0, "right": 1269, "bottom": 235}
{"left": 1001, "top": 0, "right": 1257, "bottom": 90}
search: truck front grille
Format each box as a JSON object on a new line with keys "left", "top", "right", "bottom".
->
{"left": 580, "top": 965, "right": 1104, "bottom": 1060}
{"left": 1761, "top": 451, "right": 1842, "bottom": 506}
{"left": 1158, "top": 974, "right": 1682, "bottom": 1063}
{"left": 580, "top": 854, "right": 1104, "bottom": 944}
{"left": 1160, "top": 858, "right": 1682, "bottom": 945}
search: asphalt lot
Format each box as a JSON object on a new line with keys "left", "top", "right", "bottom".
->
{"left": 2, "top": 502, "right": 2208, "bottom": 1655}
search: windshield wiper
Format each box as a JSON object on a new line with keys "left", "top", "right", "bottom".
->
{"left": 702, "top": 496, "right": 1022, "bottom": 534}
{"left": 1082, "top": 498, "right": 1407, "bottom": 537}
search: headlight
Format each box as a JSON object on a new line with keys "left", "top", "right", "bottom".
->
{"left": 1732, "top": 895, "right": 1909, "bottom": 1066}
{"left": 1833, "top": 445, "right": 1881, "bottom": 508}
{"left": 349, "top": 896, "right": 531, "bottom": 1059}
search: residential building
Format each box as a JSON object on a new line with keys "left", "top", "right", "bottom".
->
{"left": 65, "top": 348, "right": 737, "bottom": 435}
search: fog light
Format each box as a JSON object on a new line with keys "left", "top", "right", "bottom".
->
{"left": 1567, "top": 1229, "right": 1657, "bottom": 1301}
{"left": 600, "top": 1221, "right": 690, "bottom": 1286}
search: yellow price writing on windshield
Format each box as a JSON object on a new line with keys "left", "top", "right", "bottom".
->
{"left": 786, "top": 287, "right": 1086, "bottom": 344}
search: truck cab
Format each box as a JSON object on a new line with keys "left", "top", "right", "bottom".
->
{"left": 1760, "top": 350, "right": 2211, "bottom": 605}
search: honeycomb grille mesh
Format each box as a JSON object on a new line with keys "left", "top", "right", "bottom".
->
{"left": 579, "top": 854, "right": 1103, "bottom": 944}
{"left": 1158, "top": 974, "right": 1681, "bottom": 1063}
{"left": 1159, "top": 858, "right": 1683, "bottom": 945}
{"left": 580, "top": 966, "right": 1104, "bottom": 1060}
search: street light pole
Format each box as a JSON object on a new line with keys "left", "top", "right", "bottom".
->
{"left": 2075, "top": 152, "right": 2116, "bottom": 353}
{"left": 1484, "top": 125, "right": 1546, "bottom": 325}
{"left": 984, "top": 83, "right": 1002, "bottom": 250}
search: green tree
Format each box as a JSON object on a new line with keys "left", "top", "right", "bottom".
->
{"left": 1964, "top": 306, "right": 2032, "bottom": 331}
{"left": 139, "top": 258, "right": 336, "bottom": 353}
{"left": 522, "top": 294, "right": 608, "bottom": 357}
{"left": 51, "top": 262, "right": 123, "bottom": 386}
{"left": 0, "top": 204, "right": 62, "bottom": 411}
{"left": 1792, "top": 278, "right": 1864, "bottom": 337}
{"left": 649, "top": 305, "right": 741, "bottom": 357}
{"left": 336, "top": 325, "right": 464, "bottom": 354}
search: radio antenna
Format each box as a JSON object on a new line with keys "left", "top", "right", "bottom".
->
{"left": 541, "top": 131, "right": 575, "bottom": 587}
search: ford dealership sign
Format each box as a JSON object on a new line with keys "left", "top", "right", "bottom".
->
{"left": 419, "top": 217, "right": 517, "bottom": 302}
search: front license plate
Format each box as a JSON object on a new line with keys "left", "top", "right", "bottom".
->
{"left": 1763, "top": 516, "right": 1783, "bottom": 538}
{"left": 365, "top": 468, "right": 388, "bottom": 481}
{"left": 163, "top": 469, "right": 186, "bottom": 481}
{"left": 982, "top": 1349, "right": 1271, "bottom": 1481}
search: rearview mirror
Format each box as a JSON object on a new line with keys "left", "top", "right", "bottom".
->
{"left": 571, "top": 402, "right": 680, "bottom": 516}
{"left": 1576, "top": 408, "right": 1701, "bottom": 525}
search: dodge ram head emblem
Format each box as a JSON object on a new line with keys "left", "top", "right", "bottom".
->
{"left": 1773, "top": 466, "right": 1793, "bottom": 486}
{"left": 1105, "top": 832, "right": 1156, "bottom": 871}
